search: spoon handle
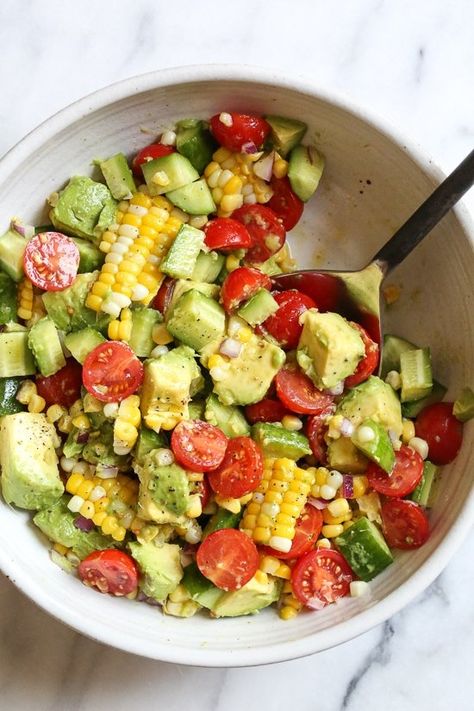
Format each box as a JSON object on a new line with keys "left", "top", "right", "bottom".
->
{"left": 372, "top": 148, "right": 474, "bottom": 274}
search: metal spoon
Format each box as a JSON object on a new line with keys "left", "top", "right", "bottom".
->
{"left": 273, "top": 149, "right": 474, "bottom": 350}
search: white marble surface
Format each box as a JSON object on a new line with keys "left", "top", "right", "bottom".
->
{"left": 1, "top": 0, "right": 473, "bottom": 708}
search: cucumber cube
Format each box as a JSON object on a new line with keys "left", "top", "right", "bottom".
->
{"left": 166, "top": 178, "right": 216, "bottom": 215}
{"left": 400, "top": 348, "right": 433, "bottom": 402}
{"left": 237, "top": 288, "right": 279, "bottom": 327}
{"left": 411, "top": 461, "right": 440, "bottom": 508}
{"left": 141, "top": 153, "right": 199, "bottom": 196}
{"left": 161, "top": 224, "right": 205, "bottom": 280}
{"left": 453, "top": 386, "right": 474, "bottom": 422}
{"left": 251, "top": 422, "right": 311, "bottom": 460}
{"left": 0, "top": 332, "right": 36, "bottom": 377}
{"left": 335, "top": 517, "right": 393, "bottom": 581}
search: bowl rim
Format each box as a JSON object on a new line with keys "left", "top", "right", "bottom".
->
{"left": 0, "top": 63, "right": 473, "bottom": 667}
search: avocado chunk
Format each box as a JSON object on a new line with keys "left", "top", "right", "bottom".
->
{"left": 0, "top": 331, "right": 36, "bottom": 377}
{"left": 191, "top": 251, "right": 225, "bottom": 283}
{"left": 410, "top": 460, "right": 440, "bottom": 508}
{"left": 99, "top": 153, "right": 136, "bottom": 200}
{"left": 128, "top": 307, "right": 162, "bottom": 358}
{"left": 182, "top": 562, "right": 224, "bottom": 609}
{"left": 0, "top": 229, "right": 26, "bottom": 281}
{"left": 28, "top": 316, "right": 66, "bottom": 376}
{"left": 175, "top": 118, "right": 217, "bottom": 174}
{"left": 166, "top": 279, "right": 220, "bottom": 319}
{"left": 327, "top": 436, "right": 369, "bottom": 474}
{"left": 43, "top": 271, "right": 110, "bottom": 333}
{"left": 62, "top": 427, "right": 85, "bottom": 460}
{"left": 49, "top": 176, "right": 117, "bottom": 243}
{"left": 0, "top": 413, "right": 63, "bottom": 510}
{"left": 166, "top": 178, "right": 216, "bottom": 215}
{"left": 204, "top": 393, "right": 250, "bottom": 438}
{"left": 188, "top": 399, "right": 206, "bottom": 420}
{"left": 265, "top": 115, "right": 307, "bottom": 157}
{"left": 167, "top": 289, "right": 225, "bottom": 354}
{"left": 81, "top": 420, "right": 125, "bottom": 468}
{"left": 0, "top": 271, "right": 18, "bottom": 324}
{"left": 288, "top": 145, "right": 324, "bottom": 202}
{"left": 453, "top": 386, "right": 474, "bottom": 422}
{"left": 129, "top": 541, "right": 183, "bottom": 602}
{"left": 252, "top": 422, "right": 311, "bottom": 460}
{"left": 401, "top": 380, "right": 447, "bottom": 418}
{"left": 0, "top": 377, "right": 24, "bottom": 415}
{"left": 133, "top": 426, "right": 167, "bottom": 465}
{"left": 351, "top": 418, "right": 395, "bottom": 473}
{"left": 142, "top": 153, "right": 199, "bottom": 196}
{"left": 399, "top": 348, "right": 433, "bottom": 402}
{"left": 140, "top": 346, "right": 199, "bottom": 431}
{"left": 335, "top": 517, "right": 393, "bottom": 582}
{"left": 203, "top": 507, "right": 243, "bottom": 538}
{"left": 70, "top": 237, "right": 105, "bottom": 273}
{"left": 136, "top": 454, "right": 190, "bottom": 524}
{"left": 297, "top": 310, "right": 365, "bottom": 390}
{"left": 212, "top": 574, "right": 282, "bottom": 617}
{"left": 212, "top": 336, "right": 285, "bottom": 407}
{"left": 237, "top": 288, "right": 279, "bottom": 327}
{"left": 64, "top": 327, "right": 106, "bottom": 364}
{"left": 161, "top": 224, "right": 205, "bottom": 279}
{"left": 33, "top": 498, "right": 113, "bottom": 559}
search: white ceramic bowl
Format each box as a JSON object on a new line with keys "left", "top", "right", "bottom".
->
{"left": 0, "top": 65, "right": 473, "bottom": 666}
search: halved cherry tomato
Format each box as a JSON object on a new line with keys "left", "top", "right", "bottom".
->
{"left": 305, "top": 404, "right": 335, "bottom": 463}
{"left": 272, "top": 272, "right": 343, "bottom": 313}
{"left": 83, "top": 341, "right": 144, "bottom": 403}
{"left": 24, "top": 232, "right": 80, "bottom": 291}
{"left": 259, "top": 290, "right": 316, "bottom": 350}
{"left": 171, "top": 420, "right": 228, "bottom": 472}
{"left": 344, "top": 322, "right": 379, "bottom": 388}
{"left": 208, "top": 436, "right": 263, "bottom": 498}
{"left": 220, "top": 266, "right": 271, "bottom": 312}
{"left": 367, "top": 445, "right": 424, "bottom": 497}
{"left": 78, "top": 549, "right": 138, "bottom": 596}
{"left": 292, "top": 549, "right": 353, "bottom": 609}
{"left": 275, "top": 367, "right": 334, "bottom": 415}
{"left": 245, "top": 397, "right": 291, "bottom": 424}
{"left": 132, "top": 143, "right": 174, "bottom": 176}
{"left": 196, "top": 528, "right": 260, "bottom": 591}
{"left": 36, "top": 359, "right": 83, "bottom": 409}
{"left": 381, "top": 499, "right": 430, "bottom": 549}
{"left": 232, "top": 204, "right": 286, "bottom": 263}
{"left": 196, "top": 476, "right": 212, "bottom": 510}
{"left": 267, "top": 176, "right": 304, "bottom": 231}
{"left": 152, "top": 277, "right": 176, "bottom": 316}
{"left": 415, "top": 402, "right": 463, "bottom": 465}
{"left": 204, "top": 217, "right": 252, "bottom": 252}
{"left": 209, "top": 113, "right": 270, "bottom": 153}
{"left": 261, "top": 505, "right": 323, "bottom": 560}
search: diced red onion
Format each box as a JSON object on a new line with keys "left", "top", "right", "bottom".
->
{"left": 253, "top": 151, "right": 274, "bottom": 181}
{"left": 340, "top": 418, "right": 354, "bottom": 437}
{"left": 342, "top": 475, "right": 354, "bottom": 499}
{"left": 76, "top": 431, "right": 90, "bottom": 444}
{"left": 74, "top": 515, "right": 94, "bottom": 532}
{"left": 241, "top": 141, "right": 258, "bottom": 154}
{"left": 308, "top": 497, "right": 327, "bottom": 510}
{"left": 11, "top": 219, "right": 35, "bottom": 240}
{"left": 219, "top": 338, "right": 242, "bottom": 358}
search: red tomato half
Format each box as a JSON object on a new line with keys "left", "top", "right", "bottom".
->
{"left": 36, "top": 359, "right": 83, "bottom": 409}
{"left": 291, "top": 549, "right": 353, "bottom": 609}
{"left": 344, "top": 322, "right": 379, "bottom": 388}
{"left": 267, "top": 177, "right": 304, "bottom": 231}
{"left": 24, "top": 232, "right": 79, "bottom": 291}
{"left": 220, "top": 266, "right": 271, "bottom": 312}
{"left": 381, "top": 499, "right": 430, "bottom": 549}
{"left": 367, "top": 445, "right": 424, "bottom": 497}
{"left": 196, "top": 528, "right": 260, "bottom": 591}
{"left": 208, "top": 436, "right": 263, "bottom": 498}
{"left": 245, "top": 398, "right": 291, "bottom": 424}
{"left": 196, "top": 476, "right": 212, "bottom": 510}
{"left": 259, "top": 290, "right": 316, "bottom": 350}
{"left": 232, "top": 204, "right": 286, "bottom": 263}
{"left": 152, "top": 277, "right": 176, "bottom": 316}
{"left": 171, "top": 420, "right": 228, "bottom": 472}
{"left": 415, "top": 402, "right": 463, "bottom": 465}
{"left": 261, "top": 505, "right": 323, "bottom": 560}
{"left": 132, "top": 143, "right": 174, "bottom": 176}
{"left": 275, "top": 367, "right": 334, "bottom": 415}
{"left": 83, "top": 342, "right": 144, "bottom": 403}
{"left": 204, "top": 217, "right": 252, "bottom": 252}
{"left": 305, "top": 404, "right": 335, "bottom": 464}
{"left": 209, "top": 113, "right": 270, "bottom": 153}
{"left": 78, "top": 549, "right": 138, "bottom": 596}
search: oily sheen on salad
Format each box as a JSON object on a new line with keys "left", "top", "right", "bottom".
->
{"left": 0, "top": 111, "right": 471, "bottom": 620}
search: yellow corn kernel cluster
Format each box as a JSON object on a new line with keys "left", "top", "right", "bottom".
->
{"left": 352, "top": 475, "right": 369, "bottom": 498}
{"left": 240, "top": 458, "right": 315, "bottom": 553}
{"left": 322, "top": 498, "right": 352, "bottom": 530}
{"left": 108, "top": 307, "right": 133, "bottom": 341}
{"left": 66, "top": 471, "right": 139, "bottom": 542}
{"left": 15, "top": 379, "right": 46, "bottom": 413}
{"left": 163, "top": 584, "right": 201, "bottom": 618}
{"left": 279, "top": 580, "right": 303, "bottom": 620}
{"left": 113, "top": 395, "right": 141, "bottom": 454}
{"left": 17, "top": 278, "right": 34, "bottom": 321}
{"left": 46, "top": 403, "right": 67, "bottom": 424}
{"left": 86, "top": 191, "right": 182, "bottom": 317}
{"left": 259, "top": 555, "right": 291, "bottom": 580}
{"left": 214, "top": 493, "right": 253, "bottom": 515}
{"left": 272, "top": 154, "right": 289, "bottom": 179}
{"left": 204, "top": 147, "right": 273, "bottom": 217}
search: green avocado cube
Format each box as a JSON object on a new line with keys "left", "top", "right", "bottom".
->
{"left": 351, "top": 418, "right": 395, "bottom": 473}
{"left": 28, "top": 316, "right": 66, "bottom": 377}
{"left": 265, "top": 115, "right": 307, "bottom": 157}
{"left": 211, "top": 574, "right": 282, "bottom": 617}
{"left": 204, "top": 393, "right": 250, "bottom": 438}
{"left": 335, "top": 517, "right": 393, "bottom": 582}
{"left": 336, "top": 376, "right": 403, "bottom": 439}
{"left": 42, "top": 271, "right": 110, "bottom": 334}
{"left": 49, "top": 176, "right": 117, "bottom": 243}
{"left": 129, "top": 541, "right": 183, "bottom": 602}
{"left": 99, "top": 153, "right": 136, "bottom": 200}
{"left": 288, "top": 145, "right": 324, "bottom": 202}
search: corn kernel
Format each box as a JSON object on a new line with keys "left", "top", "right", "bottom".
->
{"left": 53, "top": 543, "right": 69, "bottom": 556}
{"left": 237, "top": 327, "right": 252, "bottom": 343}
{"left": 352, "top": 475, "right": 368, "bottom": 498}
{"left": 273, "top": 157, "right": 288, "bottom": 179}
{"left": 79, "top": 501, "right": 95, "bottom": 519}
{"left": 111, "top": 526, "right": 126, "bottom": 542}
{"left": 66, "top": 473, "right": 84, "bottom": 495}
{"left": 321, "top": 524, "right": 344, "bottom": 538}
{"left": 92, "top": 511, "right": 108, "bottom": 526}
{"left": 16, "top": 380, "right": 37, "bottom": 404}
{"left": 316, "top": 538, "right": 331, "bottom": 549}
{"left": 225, "top": 254, "right": 240, "bottom": 272}
{"left": 101, "top": 515, "right": 119, "bottom": 535}
{"left": 402, "top": 418, "right": 416, "bottom": 443}
{"left": 28, "top": 394, "right": 46, "bottom": 413}
{"left": 72, "top": 414, "right": 91, "bottom": 430}
{"left": 281, "top": 415, "right": 303, "bottom": 432}
{"left": 327, "top": 497, "right": 350, "bottom": 518}
{"left": 279, "top": 605, "right": 299, "bottom": 620}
